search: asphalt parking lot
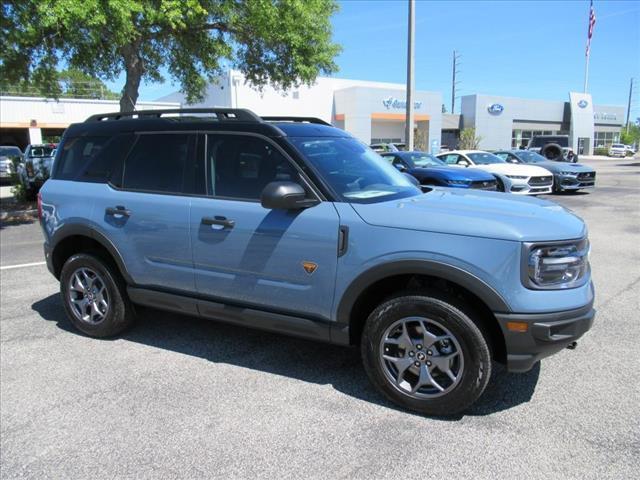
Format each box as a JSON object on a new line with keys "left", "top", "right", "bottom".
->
{"left": 1, "top": 156, "right": 639, "bottom": 479}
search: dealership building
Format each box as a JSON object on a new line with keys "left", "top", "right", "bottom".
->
{"left": 0, "top": 69, "right": 625, "bottom": 155}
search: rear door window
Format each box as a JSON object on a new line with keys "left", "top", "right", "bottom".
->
{"left": 122, "top": 133, "right": 202, "bottom": 195}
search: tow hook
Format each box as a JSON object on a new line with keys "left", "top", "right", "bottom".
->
{"left": 566, "top": 341, "right": 578, "bottom": 350}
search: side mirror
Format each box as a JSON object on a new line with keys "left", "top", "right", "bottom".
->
{"left": 458, "top": 159, "right": 470, "bottom": 167}
{"left": 260, "top": 181, "right": 319, "bottom": 210}
{"left": 393, "top": 163, "right": 407, "bottom": 172}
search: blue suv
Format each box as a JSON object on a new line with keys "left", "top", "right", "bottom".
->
{"left": 39, "top": 109, "right": 595, "bottom": 415}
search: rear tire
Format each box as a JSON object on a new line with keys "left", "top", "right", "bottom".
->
{"left": 361, "top": 291, "right": 492, "bottom": 416}
{"left": 60, "top": 253, "right": 135, "bottom": 337}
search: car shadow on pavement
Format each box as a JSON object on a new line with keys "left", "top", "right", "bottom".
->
{"left": 32, "top": 293, "right": 540, "bottom": 419}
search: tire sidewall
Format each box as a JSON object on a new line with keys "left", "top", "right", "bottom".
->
{"left": 361, "top": 294, "right": 491, "bottom": 415}
{"left": 60, "top": 253, "right": 130, "bottom": 337}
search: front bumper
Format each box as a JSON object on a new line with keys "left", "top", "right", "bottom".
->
{"left": 558, "top": 173, "right": 596, "bottom": 190}
{"left": 495, "top": 301, "right": 595, "bottom": 372}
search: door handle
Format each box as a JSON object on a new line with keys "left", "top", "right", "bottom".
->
{"left": 201, "top": 216, "right": 235, "bottom": 229}
{"left": 105, "top": 206, "right": 131, "bottom": 217}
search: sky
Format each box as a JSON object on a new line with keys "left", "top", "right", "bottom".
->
{"left": 120, "top": 0, "right": 640, "bottom": 119}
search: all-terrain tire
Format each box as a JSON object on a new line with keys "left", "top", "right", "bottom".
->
{"left": 361, "top": 291, "right": 492, "bottom": 416}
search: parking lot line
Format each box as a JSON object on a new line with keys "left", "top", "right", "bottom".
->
{"left": 0, "top": 261, "right": 46, "bottom": 270}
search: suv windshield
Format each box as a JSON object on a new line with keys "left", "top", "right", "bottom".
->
{"left": 290, "top": 137, "right": 420, "bottom": 204}
{"left": 406, "top": 153, "right": 444, "bottom": 167}
{"left": 514, "top": 151, "right": 547, "bottom": 163}
{"left": 467, "top": 152, "right": 505, "bottom": 165}
{"left": 28, "top": 146, "right": 56, "bottom": 158}
{"left": 529, "top": 136, "right": 569, "bottom": 148}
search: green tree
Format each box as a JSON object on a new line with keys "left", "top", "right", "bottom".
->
{"left": 1, "top": 0, "right": 341, "bottom": 112}
{"left": 0, "top": 68, "right": 119, "bottom": 99}
{"left": 459, "top": 128, "right": 482, "bottom": 149}
{"left": 620, "top": 123, "right": 640, "bottom": 148}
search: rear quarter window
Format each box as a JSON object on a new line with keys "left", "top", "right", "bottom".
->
{"left": 53, "top": 135, "right": 132, "bottom": 182}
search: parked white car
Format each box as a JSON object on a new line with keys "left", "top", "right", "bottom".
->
{"left": 436, "top": 150, "right": 554, "bottom": 195}
{"left": 608, "top": 144, "right": 627, "bottom": 158}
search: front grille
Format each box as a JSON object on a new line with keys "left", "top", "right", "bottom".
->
{"left": 470, "top": 180, "right": 497, "bottom": 190}
{"left": 528, "top": 176, "right": 553, "bottom": 186}
{"left": 577, "top": 172, "right": 596, "bottom": 180}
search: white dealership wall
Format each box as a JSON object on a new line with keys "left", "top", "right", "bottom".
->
{"left": 158, "top": 69, "right": 443, "bottom": 150}
{"left": 0, "top": 96, "right": 179, "bottom": 147}
{"left": 460, "top": 93, "right": 625, "bottom": 154}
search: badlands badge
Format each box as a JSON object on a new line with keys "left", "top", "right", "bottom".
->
{"left": 302, "top": 261, "right": 318, "bottom": 275}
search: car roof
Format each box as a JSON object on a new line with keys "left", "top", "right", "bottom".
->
{"left": 64, "top": 109, "right": 350, "bottom": 139}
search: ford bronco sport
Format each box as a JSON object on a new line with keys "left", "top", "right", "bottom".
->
{"left": 39, "top": 109, "right": 595, "bottom": 415}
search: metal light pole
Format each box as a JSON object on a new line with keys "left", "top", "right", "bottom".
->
{"left": 626, "top": 78, "right": 633, "bottom": 134}
{"left": 405, "top": 0, "right": 415, "bottom": 151}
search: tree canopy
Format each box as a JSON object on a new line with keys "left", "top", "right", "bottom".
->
{"left": 0, "top": 0, "right": 341, "bottom": 111}
{"left": 0, "top": 68, "right": 119, "bottom": 99}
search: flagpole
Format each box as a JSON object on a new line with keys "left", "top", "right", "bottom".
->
{"left": 584, "top": 51, "right": 590, "bottom": 93}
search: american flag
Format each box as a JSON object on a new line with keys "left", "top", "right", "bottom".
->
{"left": 586, "top": 0, "right": 596, "bottom": 56}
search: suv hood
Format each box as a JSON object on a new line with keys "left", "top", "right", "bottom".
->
{"left": 471, "top": 163, "right": 551, "bottom": 177}
{"left": 538, "top": 161, "right": 594, "bottom": 173}
{"left": 351, "top": 189, "right": 586, "bottom": 242}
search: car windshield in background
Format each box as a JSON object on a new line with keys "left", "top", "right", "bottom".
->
{"left": 611, "top": 144, "right": 625, "bottom": 149}
{"left": 29, "top": 146, "right": 56, "bottom": 158}
{"left": 290, "top": 137, "right": 421, "bottom": 204}
{"left": 530, "top": 136, "right": 569, "bottom": 148}
{"left": 467, "top": 152, "right": 505, "bottom": 165}
{"left": 407, "top": 153, "right": 444, "bottom": 167}
{"left": 0, "top": 147, "right": 22, "bottom": 157}
{"left": 515, "top": 151, "right": 546, "bottom": 163}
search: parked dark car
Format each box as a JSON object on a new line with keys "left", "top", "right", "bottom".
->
{"left": 527, "top": 135, "right": 577, "bottom": 163}
{"left": 381, "top": 151, "right": 498, "bottom": 191}
{"left": 494, "top": 150, "right": 596, "bottom": 193}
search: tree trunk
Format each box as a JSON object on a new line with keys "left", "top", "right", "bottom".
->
{"left": 119, "top": 46, "right": 144, "bottom": 112}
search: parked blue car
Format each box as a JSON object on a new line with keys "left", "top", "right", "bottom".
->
{"left": 381, "top": 151, "right": 498, "bottom": 191}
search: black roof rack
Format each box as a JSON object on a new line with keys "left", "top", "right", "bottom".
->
{"left": 85, "top": 108, "right": 262, "bottom": 123}
{"left": 261, "top": 116, "right": 332, "bottom": 127}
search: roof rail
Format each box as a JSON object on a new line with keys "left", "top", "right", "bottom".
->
{"left": 85, "top": 108, "right": 262, "bottom": 123}
{"left": 261, "top": 116, "right": 332, "bottom": 127}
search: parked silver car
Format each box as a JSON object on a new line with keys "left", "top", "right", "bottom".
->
{"left": 495, "top": 150, "right": 596, "bottom": 192}
{"left": 0, "top": 146, "right": 22, "bottom": 182}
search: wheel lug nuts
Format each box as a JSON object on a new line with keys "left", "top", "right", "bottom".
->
{"left": 416, "top": 344, "right": 422, "bottom": 350}
{"left": 414, "top": 361, "right": 420, "bottom": 367}
{"left": 408, "top": 351, "right": 414, "bottom": 357}
{"left": 426, "top": 361, "right": 432, "bottom": 366}
{"left": 427, "top": 350, "right": 432, "bottom": 356}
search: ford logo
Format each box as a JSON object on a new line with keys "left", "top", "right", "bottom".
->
{"left": 487, "top": 103, "right": 504, "bottom": 115}
{"left": 578, "top": 99, "right": 588, "bottom": 108}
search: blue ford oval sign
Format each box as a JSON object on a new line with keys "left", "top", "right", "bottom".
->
{"left": 578, "top": 99, "right": 589, "bottom": 108}
{"left": 487, "top": 103, "right": 504, "bottom": 115}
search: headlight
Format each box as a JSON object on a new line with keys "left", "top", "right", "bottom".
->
{"left": 506, "top": 175, "right": 527, "bottom": 179}
{"left": 447, "top": 179, "right": 470, "bottom": 185}
{"left": 559, "top": 171, "right": 576, "bottom": 175}
{"left": 523, "top": 239, "right": 590, "bottom": 289}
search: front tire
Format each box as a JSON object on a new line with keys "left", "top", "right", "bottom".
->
{"left": 60, "top": 253, "right": 135, "bottom": 337}
{"left": 361, "top": 292, "right": 491, "bottom": 416}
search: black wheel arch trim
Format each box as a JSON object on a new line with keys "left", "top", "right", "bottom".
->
{"left": 336, "top": 259, "right": 512, "bottom": 326}
{"left": 49, "top": 223, "right": 134, "bottom": 284}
